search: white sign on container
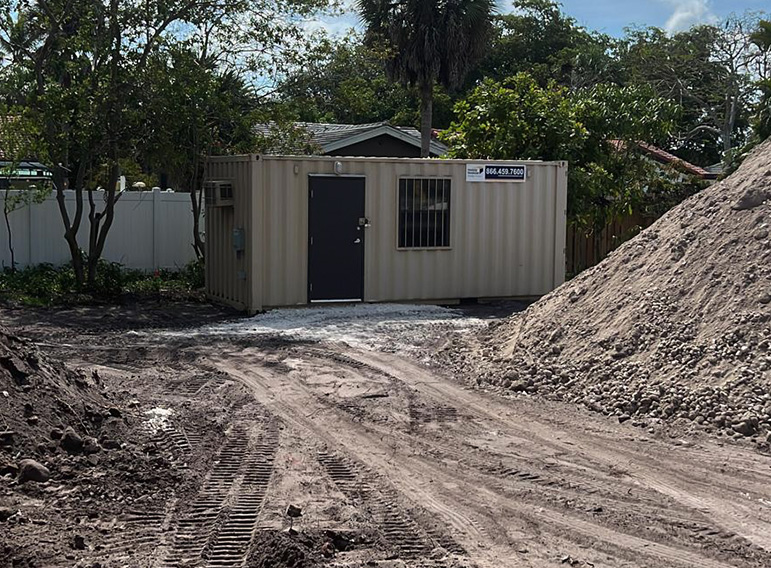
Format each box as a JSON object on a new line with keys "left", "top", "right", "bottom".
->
{"left": 466, "top": 163, "right": 527, "bottom": 182}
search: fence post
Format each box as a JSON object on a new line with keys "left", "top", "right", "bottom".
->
{"left": 152, "top": 187, "right": 161, "bottom": 270}
{"left": 27, "top": 192, "right": 33, "bottom": 267}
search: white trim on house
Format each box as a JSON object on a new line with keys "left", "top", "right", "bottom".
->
{"left": 320, "top": 124, "right": 446, "bottom": 156}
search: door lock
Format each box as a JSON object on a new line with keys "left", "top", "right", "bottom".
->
{"left": 353, "top": 238, "right": 361, "bottom": 244}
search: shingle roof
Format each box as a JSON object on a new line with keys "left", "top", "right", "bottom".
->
{"left": 255, "top": 121, "right": 447, "bottom": 157}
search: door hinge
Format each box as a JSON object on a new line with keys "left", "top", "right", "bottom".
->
{"left": 310, "top": 236, "right": 314, "bottom": 245}
{"left": 309, "top": 283, "right": 313, "bottom": 291}
{"left": 310, "top": 189, "right": 314, "bottom": 198}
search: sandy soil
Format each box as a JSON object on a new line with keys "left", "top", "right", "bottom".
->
{"left": 2, "top": 301, "right": 770, "bottom": 568}
{"left": 465, "top": 140, "right": 771, "bottom": 444}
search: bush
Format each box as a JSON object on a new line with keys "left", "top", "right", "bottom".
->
{"left": 0, "top": 259, "right": 205, "bottom": 306}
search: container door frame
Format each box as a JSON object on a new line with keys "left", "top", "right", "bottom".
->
{"left": 307, "top": 174, "right": 367, "bottom": 303}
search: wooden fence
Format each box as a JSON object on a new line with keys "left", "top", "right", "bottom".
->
{"left": 566, "top": 213, "right": 654, "bottom": 277}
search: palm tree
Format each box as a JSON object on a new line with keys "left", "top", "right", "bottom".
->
{"left": 357, "top": 0, "right": 495, "bottom": 157}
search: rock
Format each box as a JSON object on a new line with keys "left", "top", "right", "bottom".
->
{"left": 82, "top": 437, "right": 101, "bottom": 455}
{"left": 766, "top": 431, "right": 771, "bottom": 444}
{"left": 0, "top": 507, "right": 15, "bottom": 522}
{"left": 100, "top": 439, "right": 121, "bottom": 451}
{"left": 73, "top": 534, "right": 86, "bottom": 550}
{"left": 732, "top": 188, "right": 771, "bottom": 211}
{"left": 50, "top": 428, "right": 64, "bottom": 440}
{"left": 27, "top": 415, "right": 39, "bottom": 425}
{"left": 732, "top": 420, "right": 757, "bottom": 437}
{"left": 618, "top": 414, "right": 631, "bottom": 424}
{"left": 61, "top": 427, "right": 84, "bottom": 454}
{"left": 18, "top": 459, "right": 51, "bottom": 483}
{"left": 510, "top": 380, "right": 528, "bottom": 393}
{"left": 320, "top": 541, "right": 335, "bottom": 558}
{"left": 0, "top": 431, "right": 14, "bottom": 447}
{"left": 285, "top": 504, "right": 302, "bottom": 518}
{"left": 0, "top": 354, "right": 29, "bottom": 385}
{"left": 0, "top": 460, "right": 19, "bottom": 477}
{"left": 108, "top": 408, "right": 122, "bottom": 418}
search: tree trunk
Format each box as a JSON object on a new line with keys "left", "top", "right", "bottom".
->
{"left": 86, "top": 0, "right": 122, "bottom": 288}
{"left": 190, "top": 156, "right": 206, "bottom": 260}
{"left": 3, "top": 192, "right": 15, "bottom": 272}
{"left": 86, "top": 161, "right": 121, "bottom": 288}
{"left": 53, "top": 164, "right": 85, "bottom": 286}
{"left": 419, "top": 81, "right": 434, "bottom": 158}
{"left": 723, "top": 92, "right": 738, "bottom": 154}
{"left": 191, "top": 185, "right": 205, "bottom": 260}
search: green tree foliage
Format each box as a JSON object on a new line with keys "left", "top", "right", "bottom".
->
{"left": 440, "top": 76, "right": 586, "bottom": 161}
{"left": 356, "top": 0, "right": 495, "bottom": 156}
{"left": 751, "top": 20, "right": 771, "bottom": 141}
{"left": 139, "top": 47, "right": 262, "bottom": 257}
{"left": 276, "top": 33, "right": 457, "bottom": 128}
{"left": 0, "top": 112, "right": 50, "bottom": 271}
{"left": 278, "top": 36, "right": 413, "bottom": 124}
{"left": 618, "top": 14, "right": 769, "bottom": 165}
{"left": 441, "top": 74, "right": 685, "bottom": 232}
{"left": 0, "top": 0, "right": 327, "bottom": 283}
{"left": 474, "top": 0, "right": 619, "bottom": 88}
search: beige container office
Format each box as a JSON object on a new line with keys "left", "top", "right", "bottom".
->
{"left": 204, "top": 155, "right": 567, "bottom": 314}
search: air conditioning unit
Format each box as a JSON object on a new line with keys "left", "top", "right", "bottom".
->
{"left": 204, "top": 180, "right": 234, "bottom": 207}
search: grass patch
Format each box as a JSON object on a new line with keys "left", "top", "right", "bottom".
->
{"left": 0, "top": 259, "right": 205, "bottom": 306}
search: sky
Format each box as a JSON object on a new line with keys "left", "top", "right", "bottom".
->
{"left": 307, "top": 0, "right": 769, "bottom": 39}
{"left": 563, "top": 0, "right": 768, "bottom": 36}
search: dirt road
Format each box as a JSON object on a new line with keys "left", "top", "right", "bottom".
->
{"left": 4, "top": 302, "right": 771, "bottom": 568}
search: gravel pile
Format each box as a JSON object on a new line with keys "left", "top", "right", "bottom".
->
{"left": 463, "top": 140, "right": 771, "bottom": 443}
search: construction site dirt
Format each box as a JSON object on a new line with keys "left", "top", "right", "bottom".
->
{"left": 2, "top": 301, "right": 770, "bottom": 568}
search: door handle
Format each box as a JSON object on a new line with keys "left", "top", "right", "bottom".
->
{"left": 354, "top": 238, "right": 361, "bottom": 244}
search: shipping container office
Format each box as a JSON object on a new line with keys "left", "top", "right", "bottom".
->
{"left": 204, "top": 155, "right": 568, "bottom": 314}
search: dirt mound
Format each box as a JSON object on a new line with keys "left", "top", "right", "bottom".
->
{"left": 0, "top": 326, "right": 186, "bottom": 566}
{"left": 468, "top": 140, "right": 771, "bottom": 442}
{"left": 0, "top": 326, "right": 118, "bottom": 460}
{"left": 245, "top": 530, "right": 325, "bottom": 567}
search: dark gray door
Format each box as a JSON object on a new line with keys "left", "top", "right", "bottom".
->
{"left": 308, "top": 176, "right": 365, "bottom": 301}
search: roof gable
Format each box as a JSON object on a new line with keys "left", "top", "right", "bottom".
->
{"left": 319, "top": 123, "right": 446, "bottom": 156}
{"left": 255, "top": 121, "right": 447, "bottom": 157}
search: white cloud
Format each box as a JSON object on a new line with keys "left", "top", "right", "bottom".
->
{"left": 301, "top": 8, "right": 361, "bottom": 38}
{"left": 662, "top": 0, "right": 718, "bottom": 33}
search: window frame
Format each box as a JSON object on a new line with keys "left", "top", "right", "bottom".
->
{"left": 395, "top": 176, "right": 453, "bottom": 251}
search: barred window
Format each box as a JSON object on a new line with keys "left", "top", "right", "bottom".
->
{"left": 398, "top": 178, "right": 451, "bottom": 248}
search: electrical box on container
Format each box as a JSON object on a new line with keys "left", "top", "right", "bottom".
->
{"left": 232, "top": 228, "right": 245, "bottom": 253}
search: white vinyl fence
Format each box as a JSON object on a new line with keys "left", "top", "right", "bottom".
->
{"left": 0, "top": 189, "right": 202, "bottom": 271}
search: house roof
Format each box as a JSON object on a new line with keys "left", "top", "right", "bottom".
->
{"left": 611, "top": 140, "right": 718, "bottom": 180}
{"left": 255, "top": 121, "right": 448, "bottom": 157}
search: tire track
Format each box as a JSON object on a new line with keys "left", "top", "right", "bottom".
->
{"left": 205, "top": 422, "right": 279, "bottom": 567}
{"left": 317, "top": 450, "right": 463, "bottom": 559}
{"left": 91, "top": 506, "right": 171, "bottom": 563}
{"left": 163, "top": 427, "right": 250, "bottom": 567}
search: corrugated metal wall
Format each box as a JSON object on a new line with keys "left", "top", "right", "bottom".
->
{"left": 206, "top": 155, "right": 567, "bottom": 313}
{"left": 205, "top": 156, "right": 255, "bottom": 311}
